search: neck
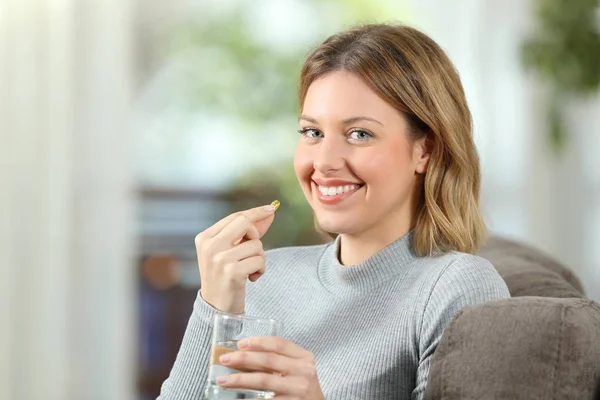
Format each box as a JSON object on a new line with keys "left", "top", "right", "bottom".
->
{"left": 339, "top": 212, "right": 414, "bottom": 265}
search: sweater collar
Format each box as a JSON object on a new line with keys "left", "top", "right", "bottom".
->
{"left": 318, "top": 231, "right": 422, "bottom": 294}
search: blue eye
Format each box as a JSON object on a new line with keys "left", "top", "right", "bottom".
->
{"left": 348, "top": 129, "right": 373, "bottom": 141}
{"left": 298, "top": 128, "right": 323, "bottom": 139}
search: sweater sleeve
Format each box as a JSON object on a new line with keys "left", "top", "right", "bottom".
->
{"left": 411, "top": 255, "right": 510, "bottom": 400}
{"left": 157, "top": 291, "right": 220, "bottom": 400}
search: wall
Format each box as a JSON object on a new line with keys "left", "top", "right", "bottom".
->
{"left": 0, "top": 1, "right": 137, "bottom": 399}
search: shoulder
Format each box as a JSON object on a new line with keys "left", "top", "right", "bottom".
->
{"left": 423, "top": 251, "right": 510, "bottom": 311}
{"left": 421, "top": 251, "right": 503, "bottom": 286}
{"left": 435, "top": 252, "right": 506, "bottom": 289}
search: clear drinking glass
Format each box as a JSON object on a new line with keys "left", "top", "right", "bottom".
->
{"left": 203, "top": 313, "right": 283, "bottom": 400}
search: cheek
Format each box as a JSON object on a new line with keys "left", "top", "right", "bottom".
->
{"left": 293, "top": 145, "right": 313, "bottom": 181}
{"left": 358, "top": 146, "right": 413, "bottom": 188}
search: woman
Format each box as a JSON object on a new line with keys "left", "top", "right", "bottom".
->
{"left": 159, "top": 23, "right": 510, "bottom": 399}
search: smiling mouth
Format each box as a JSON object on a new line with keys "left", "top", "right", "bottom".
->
{"left": 310, "top": 180, "right": 364, "bottom": 204}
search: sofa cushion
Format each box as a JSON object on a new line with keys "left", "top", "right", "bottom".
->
{"left": 489, "top": 255, "right": 583, "bottom": 298}
{"left": 478, "top": 237, "right": 584, "bottom": 298}
{"left": 424, "top": 297, "right": 600, "bottom": 400}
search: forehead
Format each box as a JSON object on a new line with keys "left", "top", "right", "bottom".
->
{"left": 302, "top": 71, "right": 399, "bottom": 122}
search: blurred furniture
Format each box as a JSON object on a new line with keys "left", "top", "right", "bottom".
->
{"left": 137, "top": 187, "right": 234, "bottom": 398}
{"left": 425, "top": 237, "right": 600, "bottom": 400}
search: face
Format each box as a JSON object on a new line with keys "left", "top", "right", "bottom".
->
{"left": 294, "top": 71, "right": 430, "bottom": 240}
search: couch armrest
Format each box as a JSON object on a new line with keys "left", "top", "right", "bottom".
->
{"left": 424, "top": 297, "right": 600, "bottom": 400}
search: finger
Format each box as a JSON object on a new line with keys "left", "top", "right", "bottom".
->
{"left": 218, "top": 372, "right": 304, "bottom": 396}
{"left": 238, "top": 213, "right": 275, "bottom": 243}
{"left": 248, "top": 271, "right": 262, "bottom": 282}
{"left": 219, "top": 350, "right": 295, "bottom": 376}
{"left": 203, "top": 204, "right": 276, "bottom": 239}
{"left": 239, "top": 337, "right": 307, "bottom": 359}
{"left": 222, "top": 239, "right": 264, "bottom": 262}
{"left": 195, "top": 217, "right": 259, "bottom": 261}
{"left": 217, "top": 215, "right": 261, "bottom": 247}
{"left": 234, "top": 256, "right": 266, "bottom": 279}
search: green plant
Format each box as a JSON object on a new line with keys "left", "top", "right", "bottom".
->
{"left": 521, "top": 0, "right": 600, "bottom": 154}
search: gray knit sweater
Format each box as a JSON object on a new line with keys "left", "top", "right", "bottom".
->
{"left": 158, "top": 232, "right": 510, "bottom": 399}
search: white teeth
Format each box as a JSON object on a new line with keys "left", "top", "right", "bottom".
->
{"left": 318, "top": 184, "right": 360, "bottom": 197}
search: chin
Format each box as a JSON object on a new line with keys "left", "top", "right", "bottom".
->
{"left": 315, "top": 216, "right": 358, "bottom": 236}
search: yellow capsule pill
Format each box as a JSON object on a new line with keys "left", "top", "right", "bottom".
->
{"left": 271, "top": 200, "right": 280, "bottom": 211}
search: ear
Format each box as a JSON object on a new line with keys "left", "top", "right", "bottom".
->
{"left": 413, "top": 136, "right": 432, "bottom": 174}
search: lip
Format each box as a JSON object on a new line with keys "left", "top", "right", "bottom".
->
{"left": 311, "top": 180, "right": 363, "bottom": 205}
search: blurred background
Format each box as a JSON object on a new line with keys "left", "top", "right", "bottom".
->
{"left": 1, "top": 0, "right": 599, "bottom": 399}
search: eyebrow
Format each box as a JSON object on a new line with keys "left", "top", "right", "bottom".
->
{"left": 298, "top": 115, "right": 384, "bottom": 126}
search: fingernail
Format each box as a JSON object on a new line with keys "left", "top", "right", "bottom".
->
{"left": 219, "top": 354, "right": 230, "bottom": 364}
{"left": 271, "top": 200, "right": 280, "bottom": 211}
{"left": 217, "top": 376, "right": 228, "bottom": 384}
{"left": 263, "top": 204, "right": 275, "bottom": 212}
{"left": 238, "top": 339, "right": 249, "bottom": 349}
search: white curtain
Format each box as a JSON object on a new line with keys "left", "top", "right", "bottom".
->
{"left": 0, "top": 1, "right": 137, "bottom": 399}
{"left": 410, "top": 0, "right": 600, "bottom": 300}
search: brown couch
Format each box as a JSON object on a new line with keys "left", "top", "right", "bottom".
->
{"left": 424, "top": 237, "right": 600, "bottom": 400}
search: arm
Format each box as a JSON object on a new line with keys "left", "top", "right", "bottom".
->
{"left": 159, "top": 204, "right": 276, "bottom": 399}
{"left": 157, "top": 293, "right": 218, "bottom": 400}
{"left": 411, "top": 255, "right": 510, "bottom": 400}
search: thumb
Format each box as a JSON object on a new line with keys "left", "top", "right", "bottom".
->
{"left": 253, "top": 213, "right": 275, "bottom": 239}
{"left": 241, "top": 200, "right": 279, "bottom": 239}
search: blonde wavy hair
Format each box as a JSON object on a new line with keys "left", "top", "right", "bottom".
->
{"left": 298, "top": 23, "right": 486, "bottom": 256}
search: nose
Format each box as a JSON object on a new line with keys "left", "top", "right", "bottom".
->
{"left": 313, "top": 134, "right": 347, "bottom": 174}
